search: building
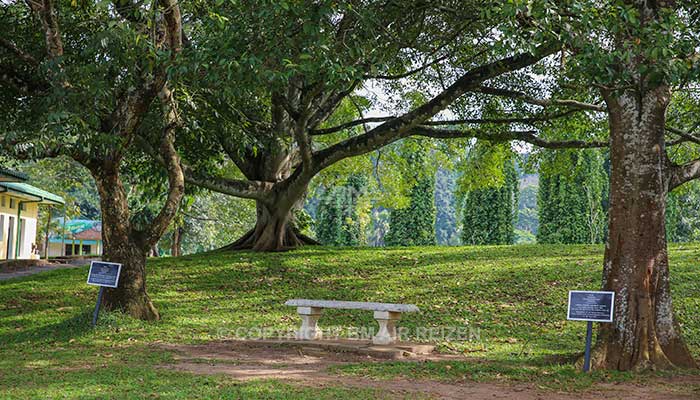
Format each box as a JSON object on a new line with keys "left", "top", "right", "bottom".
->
{"left": 0, "top": 167, "right": 65, "bottom": 260}
{"left": 46, "top": 219, "right": 103, "bottom": 257}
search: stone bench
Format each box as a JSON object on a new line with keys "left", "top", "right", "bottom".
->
{"left": 285, "top": 299, "right": 419, "bottom": 345}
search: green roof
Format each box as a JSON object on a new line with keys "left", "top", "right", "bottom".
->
{"left": 0, "top": 182, "right": 65, "bottom": 205}
{"left": 0, "top": 167, "right": 28, "bottom": 182}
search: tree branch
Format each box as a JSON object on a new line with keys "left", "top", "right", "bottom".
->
{"left": 364, "top": 54, "right": 450, "bottom": 80}
{"left": 132, "top": 135, "right": 273, "bottom": 202}
{"left": 140, "top": 84, "right": 185, "bottom": 248}
{"left": 311, "top": 116, "right": 395, "bottom": 136}
{"left": 181, "top": 166, "right": 273, "bottom": 202}
{"left": 669, "top": 158, "right": 700, "bottom": 190}
{"left": 412, "top": 126, "right": 608, "bottom": 149}
{"left": 311, "top": 42, "right": 561, "bottom": 171}
{"left": 25, "top": 0, "right": 63, "bottom": 58}
{"left": 105, "top": 0, "right": 183, "bottom": 148}
{"left": 0, "top": 38, "right": 39, "bottom": 65}
{"left": 423, "top": 109, "right": 580, "bottom": 126}
{"left": 665, "top": 126, "right": 700, "bottom": 146}
{"left": 476, "top": 86, "right": 608, "bottom": 112}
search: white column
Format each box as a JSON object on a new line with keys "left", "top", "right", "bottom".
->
{"left": 373, "top": 311, "right": 401, "bottom": 345}
{"left": 296, "top": 307, "right": 323, "bottom": 340}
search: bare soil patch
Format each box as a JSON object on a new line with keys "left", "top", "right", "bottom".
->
{"left": 158, "top": 341, "right": 700, "bottom": 399}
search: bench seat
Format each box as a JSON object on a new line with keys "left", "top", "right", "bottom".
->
{"left": 284, "top": 299, "right": 419, "bottom": 313}
{"left": 285, "top": 298, "right": 419, "bottom": 345}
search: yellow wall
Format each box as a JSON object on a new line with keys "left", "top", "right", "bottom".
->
{"left": 0, "top": 194, "right": 39, "bottom": 260}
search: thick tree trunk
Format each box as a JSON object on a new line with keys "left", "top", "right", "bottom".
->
{"left": 222, "top": 146, "right": 319, "bottom": 252}
{"left": 591, "top": 87, "right": 697, "bottom": 370}
{"left": 92, "top": 167, "right": 160, "bottom": 321}
{"left": 222, "top": 199, "right": 318, "bottom": 252}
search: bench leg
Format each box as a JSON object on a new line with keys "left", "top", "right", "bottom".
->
{"left": 373, "top": 311, "right": 401, "bottom": 345}
{"left": 296, "top": 307, "right": 322, "bottom": 340}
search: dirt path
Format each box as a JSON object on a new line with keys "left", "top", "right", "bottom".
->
{"left": 0, "top": 263, "right": 86, "bottom": 281}
{"left": 158, "top": 341, "right": 700, "bottom": 399}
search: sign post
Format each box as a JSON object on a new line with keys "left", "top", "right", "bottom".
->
{"left": 567, "top": 290, "right": 615, "bottom": 372}
{"left": 86, "top": 261, "right": 122, "bottom": 327}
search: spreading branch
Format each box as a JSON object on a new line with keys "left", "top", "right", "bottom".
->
{"left": 665, "top": 126, "right": 700, "bottom": 146}
{"left": 181, "top": 166, "right": 274, "bottom": 201}
{"left": 0, "top": 38, "right": 39, "bottom": 65}
{"left": 669, "top": 158, "right": 700, "bottom": 190}
{"left": 311, "top": 116, "right": 395, "bottom": 136}
{"left": 476, "top": 86, "right": 608, "bottom": 112}
{"left": 311, "top": 42, "right": 561, "bottom": 171}
{"left": 140, "top": 84, "right": 185, "bottom": 248}
{"left": 412, "top": 126, "right": 608, "bottom": 149}
{"left": 311, "top": 108, "right": 579, "bottom": 136}
{"left": 364, "top": 54, "right": 450, "bottom": 80}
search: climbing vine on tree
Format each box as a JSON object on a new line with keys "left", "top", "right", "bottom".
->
{"left": 315, "top": 174, "right": 367, "bottom": 246}
{"left": 384, "top": 140, "right": 436, "bottom": 247}
{"left": 460, "top": 157, "right": 518, "bottom": 245}
{"left": 384, "top": 177, "right": 436, "bottom": 246}
{"left": 537, "top": 149, "right": 608, "bottom": 244}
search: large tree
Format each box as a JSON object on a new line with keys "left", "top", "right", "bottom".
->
{"left": 0, "top": 0, "right": 186, "bottom": 320}
{"left": 423, "top": 0, "right": 700, "bottom": 370}
{"left": 177, "top": 1, "right": 564, "bottom": 251}
{"left": 570, "top": 0, "right": 699, "bottom": 371}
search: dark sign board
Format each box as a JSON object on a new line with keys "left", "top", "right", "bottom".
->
{"left": 567, "top": 290, "right": 615, "bottom": 322}
{"left": 87, "top": 261, "right": 122, "bottom": 288}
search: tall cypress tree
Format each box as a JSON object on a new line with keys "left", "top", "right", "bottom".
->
{"left": 385, "top": 176, "right": 437, "bottom": 246}
{"left": 461, "top": 159, "right": 519, "bottom": 245}
{"left": 537, "top": 149, "right": 607, "bottom": 244}
{"left": 665, "top": 182, "right": 700, "bottom": 243}
{"left": 315, "top": 174, "right": 366, "bottom": 246}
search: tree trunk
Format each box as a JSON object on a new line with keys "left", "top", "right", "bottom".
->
{"left": 591, "top": 87, "right": 697, "bottom": 370}
{"left": 222, "top": 198, "right": 318, "bottom": 252}
{"left": 92, "top": 167, "right": 160, "bottom": 321}
{"left": 149, "top": 243, "right": 160, "bottom": 257}
{"left": 171, "top": 226, "right": 182, "bottom": 257}
{"left": 222, "top": 146, "right": 319, "bottom": 252}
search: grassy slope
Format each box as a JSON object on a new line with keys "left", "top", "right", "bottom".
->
{"left": 0, "top": 244, "right": 699, "bottom": 398}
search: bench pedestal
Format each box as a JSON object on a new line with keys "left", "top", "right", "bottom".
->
{"left": 373, "top": 311, "right": 401, "bottom": 345}
{"left": 296, "top": 307, "right": 323, "bottom": 340}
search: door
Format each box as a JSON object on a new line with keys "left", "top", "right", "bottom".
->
{"left": 19, "top": 219, "right": 26, "bottom": 258}
{"left": 6, "top": 216, "right": 14, "bottom": 260}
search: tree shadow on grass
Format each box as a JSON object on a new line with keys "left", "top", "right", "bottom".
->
{"left": 0, "top": 308, "right": 94, "bottom": 345}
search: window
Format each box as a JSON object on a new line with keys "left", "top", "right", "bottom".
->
{"left": 1, "top": 196, "right": 5, "bottom": 207}
{"left": 9, "top": 199, "right": 14, "bottom": 209}
{"left": 0, "top": 215, "right": 4, "bottom": 241}
{"left": 19, "top": 203, "right": 26, "bottom": 211}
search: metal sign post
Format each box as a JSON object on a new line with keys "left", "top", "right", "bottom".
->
{"left": 86, "top": 261, "right": 122, "bottom": 327}
{"left": 567, "top": 290, "right": 615, "bottom": 373}
{"left": 92, "top": 286, "right": 105, "bottom": 326}
{"left": 583, "top": 320, "right": 593, "bottom": 372}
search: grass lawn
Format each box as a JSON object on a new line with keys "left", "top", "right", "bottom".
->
{"left": 1, "top": 244, "right": 699, "bottom": 398}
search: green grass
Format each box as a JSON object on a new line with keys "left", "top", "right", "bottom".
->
{"left": 1, "top": 244, "right": 699, "bottom": 398}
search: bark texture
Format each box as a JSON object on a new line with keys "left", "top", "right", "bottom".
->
{"left": 591, "top": 87, "right": 697, "bottom": 371}
{"left": 93, "top": 167, "right": 160, "bottom": 321}
{"left": 222, "top": 199, "right": 318, "bottom": 252}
